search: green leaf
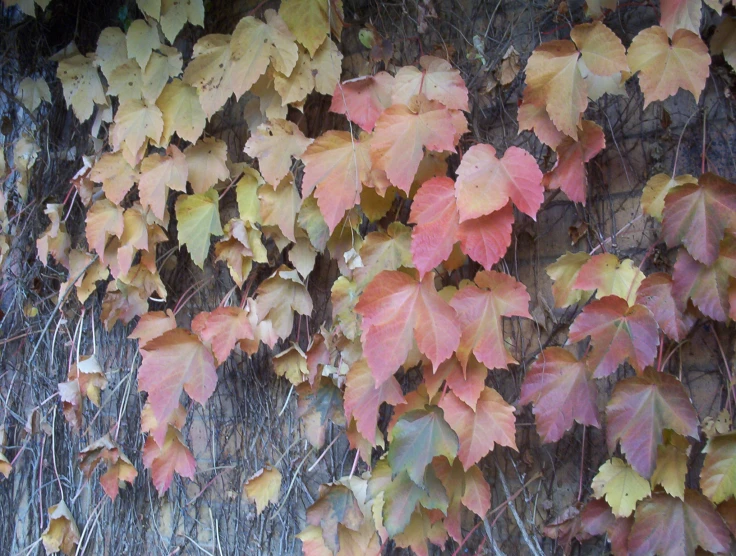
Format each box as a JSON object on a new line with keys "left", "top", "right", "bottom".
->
{"left": 175, "top": 188, "right": 223, "bottom": 268}
{"left": 388, "top": 405, "right": 459, "bottom": 486}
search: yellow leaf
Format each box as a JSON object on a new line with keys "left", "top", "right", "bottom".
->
{"left": 183, "top": 137, "right": 229, "bottom": 194}
{"left": 289, "top": 235, "right": 317, "bottom": 278}
{"left": 641, "top": 173, "right": 697, "bottom": 221}
{"left": 56, "top": 53, "right": 107, "bottom": 122}
{"left": 259, "top": 174, "right": 302, "bottom": 242}
{"left": 230, "top": 9, "right": 298, "bottom": 98}
{"left": 627, "top": 26, "right": 710, "bottom": 107}
{"left": 41, "top": 501, "right": 80, "bottom": 555}
{"left": 279, "top": 0, "right": 332, "bottom": 56}
{"left": 107, "top": 59, "right": 143, "bottom": 102}
{"left": 244, "top": 466, "right": 283, "bottom": 514}
{"left": 570, "top": 21, "right": 629, "bottom": 77}
{"left": 156, "top": 78, "right": 206, "bottom": 144}
{"left": 235, "top": 166, "right": 264, "bottom": 225}
{"left": 175, "top": 188, "right": 223, "bottom": 268}
{"left": 524, "top": 41, "right": 586, "bottom": 139}
{"left": 273, "top": 345, "right": 309, "bottom": 385}
{"left": 274, "top": 40, "right": 343, "bottom": 105}
{"left": 85, "top": 198, "right": 124, "bottom": 256}
{"left": 160, "top": 0, "right": 204, "bottom": 43}
{"left": 182, "top": 34, "right": 234, "bottom": 117}
{"left": 244, "top": 119, "right": 312, "bottom": 186}
{"left": 111, "top": 99, "right": 164, "bottom": 164}
{"left": 89, "top": 152, "right": 138, "bottom": 206}
{"left": 141, "top": 45, "right": 183, "bottom": 103}
{"left": 16, "top": 76, "right": 51, "bottom": 112}
{"left": 126, "top": 19, "right": 160, "bottom": 69}
{"left": 136, "top": 0, "right": 160, "bottom": 20}
{"left": 651, "top": 443, "right": 687, "bottom": 500}
{"left": 591, "top": 458, "right": 651, "bottom": 517}
{"left": 701, "top": 431, "right": 736, "bottom": 503}
{"left": 95, "top": 27, "right": 129, "bottom": 80}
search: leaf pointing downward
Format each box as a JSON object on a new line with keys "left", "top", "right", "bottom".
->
{"left": 370, "top": 99, "right": 457, "bottom": 194}
{"left": 355, "top": 270, "right": 461, "bottom": 385}
{"left": 662, "top": 172, "right": 736, "bottom": 266}
{"left": 568, "top": 296, "right": 659, "bottom": 379}
{"left": 137, "top": 328, "right": 218, "bottom": 425}
{"left": 449, "top": 270, "right": 530, "bottom": 371}
{"left": 591, "top": 458, "right": 651, "bottom": 518}
{"left": 175, "top": 188, "right": 223, "bottom": 269}
{"left": 520, "top": 347, "right": 600, "bottom": 443}
{"left": 192, "top": 306, "right": 253, "bottom": 365}
{"left": 300, "top": 131, "right": 371, "bottom": 232}
{"left": 439, "top": 387, "right": 517, "bottom": 469}
{"left": 388, "top": 405, "right": 459, "bottom": 485}
{"left": 606, "top": 370, "right": 699, "bottom": 478}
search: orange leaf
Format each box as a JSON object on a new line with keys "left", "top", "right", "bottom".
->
{"left": 300, "top": 131, "right": 371, "bottom": 232}
{"left": 191, "top": 306, "right": 253, "bottom": 365}
{"left": 343, "top": 359, "right": 405, "bottom": 445}
{"left": 438, "top": 387, "right": 517, "bottom": 469}
{"left": 142, "top": 426, "right": 196, "bottom": 496}
{"left": 392, "top": 55, "right": 469, "bottom": 111}
{"left": 543, "top": 120, "right": 605, "bottom": 204}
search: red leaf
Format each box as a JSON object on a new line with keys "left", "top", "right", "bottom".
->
{"left": 137, "top": 328, "right": 218, "bottom": 425}
{"left": 409, "top": 177, "right": 514, "bottom": 275}
{"left": 662, "top": 172, "right": 736, "bottom": 265}
{"left": 520, "top": 347, "right": 600, "bottom": 443}
{"left": 355, "top": 270, "right": 460, "bottom": 385}
{"left": 672, "top": 239, "right": 736, "bottom": 322}
{"left": 409, "top": 176, "right": 459, "bottom": 278}
{"left": 628, "top": 490, "right": 731, "bottom": 556}
{"left": 449, "top": 270, "right": 530, "bottom": 371}
{"left": 456, "top": 204, "right": 514, "bottom": 270}
{"left": 142, "top": 427, "right": 196, "bottom": 496}
{"left": 455, "top": 144, "right": 543, "bottom": 221}
{"left": 568, "top": 296, "right": 659, "bottom": 378}
{"left": 606, "top": 370, "right": 699, "bottom": 477}
{"left": 543, "top": 120, "right": 605, "bottom": 204}
{"left": 191, "top": 306, "right": 253, "bottom": 365}
{"left": 392, "top": 55, "right": 469, "bottom": 111}
{"left": 636, "top": 272, "right": 694, "bottom": 341}
{"left": 343, "top": 359, "right": 405, "bottom": 445}
{"left": 438, "top": 387, "right": 517, "bottom": 469}
{"left": 329, "top": 72, "right": 394, "bottom": 132}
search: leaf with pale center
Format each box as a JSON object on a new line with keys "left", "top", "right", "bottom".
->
{"left": 300, "top": 130, "right": 370, "bottom": 232}
{"left": 369, "top": 99, "right": 457, "bottom": 194}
